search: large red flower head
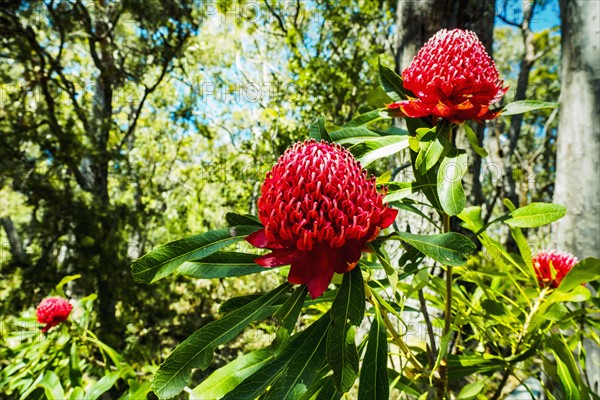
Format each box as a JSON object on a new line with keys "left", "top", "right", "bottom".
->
{"left": 389, "top": 29, "right": 508, "bottom": 123}
{"left": 246, "top": 140, "right": 397, "bottom": 298}
{"left": 532, "top": 250, "right": 578, "bottom": 289}
{"left": 36, "top": 296, "right": 73, "bottom": 333}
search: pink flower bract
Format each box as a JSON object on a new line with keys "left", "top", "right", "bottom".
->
{"left": 36, "top": 296, "right": 72, "bottom": 333}
{"left": 246, "top": 140, "right": 397, "bottom": 298}
{"left": 532, "top": 250, "right": 578, "bottom": 289}
{"left": 389, "top": 29, "right": 507, "bottom": 123}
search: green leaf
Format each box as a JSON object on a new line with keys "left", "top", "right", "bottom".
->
{"left": 69, "top": 387, "right": 85, "bottom": 400}
{"left": 456, "top": 380, "right": 486, "bottom": 400}
{"left": 69, "top": 342, "right": 82, "bottom": 387}
{"left": 218, "top": 294, "right": 263, "bottom": 314}
{"left": 410, "top": 147, "right": 443, "bottom": 212}
{"left": 446, "top": 355, "right": 506, "bottom": 380}
{"left": 556, "top": 258, "right": 600, "bottom": 293}
{"left": 152, "top": 283, "right": 291, "bottom": 399}
{"left": 384, "top": 182, "right": 436, "bottom": 203}
{"left": 131, "top": 226, "right": 260, "bottom": 284}
{"left": 387, "top": 369, "right": 420, "bottom": 396}
{"left": 191, "top": 348, "right": 273, "bottom": 399}
{"left": 505, "top": 202, "right": 566, "bottom": 228}
{"left": 35, "top": 371, "right": 65, "bottom": 400}
{"left": 273, "top": 285, "right": 308, "bottom": 352}
{"left": 330, "top": 127, "right": 380, "bottom": 144}
{"left": 548, "top": 335, "right": 589, "bottom": 400}
{"left": 368, "top": 240, "right": 398, "bottom": 295}
{"left": 378, "top": 60, "right": 409, "bottom": 101}
{"left": 313, "top": 376, "right": 343, "bottom": 400}
{"left": 462, "top": 124, "right": 488, "bottom": 157}
{"left": 222, "top": 313, "right": 332, "bottom": 400}
{"left": 481, "top": 299, "right": 507, "bottom": 316}
{"left": 225, "top": 213, "right": 262, "bottom": 227}
{"left": 394, "top": 232, "right": 476, "bottom": 266}
{"left": 437, "top": 149, "right": 468, "bottom": 216}
{"left": 349, "top": 135, "right": 409, "bottom": 167}
{"left": 309, "top": 117, "right": 332, "bottom": 142}
{"left": 343, "top": 109, "right": 387, "bottom": 128}
{"left": 415, "top": 125, "right": 450, "bottom": 174}
{"left": 85, "top": 371, "right": 122, "bottom": 400}
{"left": 177, "top": 252, "right": 265, "bottom": 279}
{"left": 501, "top": 100, "right": 559, "bottom": 116}
{"left": 55, "top": 274, "right": 81, "bottom": 297}
{"left": 358, "top": 306, "right": 388, "bottom": 400}
{"left": 327, "top": 267, "right": 365, "bottom": 392}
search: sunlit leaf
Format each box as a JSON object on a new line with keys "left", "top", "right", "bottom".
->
{"left": 358, "top": 306, "right": 388, "bottom": 400}
{"left": 327, "top": 267, "right": 365, "bottom": 392}
{"left": 505, "top": 202, "right": 566, "bottom": 228}
{"left": 501, "top": 100, "right": 558, "bottom": 116}
{"left": 152, "top": 283, "right": 291, "bottom": 399}
{"left": 394, "top": 232, "right": 476, "bottom": 266}
{"left": 177, "top": 252, "right": 265, "bottom": 279}
{"left": 131, "top": 226, "right": 260, "bottom": 284}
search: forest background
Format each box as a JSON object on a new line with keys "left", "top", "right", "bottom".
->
{"left": 0, "top": 0, "right": 598, "bottom": 397}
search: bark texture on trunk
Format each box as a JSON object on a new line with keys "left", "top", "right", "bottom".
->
{"left": 555, "top": 0, "right": 600, "bottom": 394}
{"left": 554, "top": 0, "right": 600, "bottom": 260}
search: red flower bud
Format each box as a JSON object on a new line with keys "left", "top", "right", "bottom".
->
{"left": 36, "top": 296, "right": 73, "bottom": 333}
{"left": 246, "top": 140, "right": 397, "bottom": 298}
{"left": 532, "top": 250, "right": 578, "bottom": 289}
{"left": 390, "top": 29, "right": 508, "bottom": 123}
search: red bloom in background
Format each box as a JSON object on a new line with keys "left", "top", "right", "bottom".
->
{"left": 389, "top": 29, "right": 508, "bottom": 123}
{"left": 36, "top": 297, "right": 73, "bottom": 333}
{"left": 532, "top": 250, "right": 578, "bottom": 288}
{"left": 246, "top": 140, "right": 397, "bottom": 298}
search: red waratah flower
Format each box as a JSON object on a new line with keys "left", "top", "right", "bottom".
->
{"left": 532, "top": 250, "right": 578, "bottom": 289}
{"left": 36, "top": 296, "right": 73, "bottom": 333}
{"left": 246, "top": 140, "right": 398, "bottom": 299}
{"left": 388, "top": 29, "right": 508, "bottom": 123}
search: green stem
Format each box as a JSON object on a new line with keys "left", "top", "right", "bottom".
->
{"left": 440, "top": 126, "right": 454, "bottom": 399}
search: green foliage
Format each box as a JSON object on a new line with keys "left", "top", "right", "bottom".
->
{"left": 0, "top": 279, "right": 152, "bottom": 399}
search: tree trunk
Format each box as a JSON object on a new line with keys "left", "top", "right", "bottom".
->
{"left": 554, "top": 0, "right": 600, "bottom": 393}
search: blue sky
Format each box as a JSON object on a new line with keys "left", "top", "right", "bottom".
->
{"left": 495, "top": 0, "right": 561, "bottom": 31}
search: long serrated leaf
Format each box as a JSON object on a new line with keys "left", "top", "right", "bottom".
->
{"left": 384, "top": 182, "right": 436, "bottom": 203}
{"left": 501, "top": 100, "right": 558, "bottom": 116}
{"left": 327, "top": 267, "right": 365, "bottom": 392}
{"left": 225, "top": 213, "right": 262, "bottom": 227}
{"left": 505, "top": 202, "right": 566, "bottom": 228}
{"left": 309, "top": 117, "right": 332, "bottom": 142}
{"left": 378, "top": 61, "right": 410, "bottom": 101}
{"left": 349, "top": 135, "right": 409, "bottom": 167}
{"left": 330, "top": 127, "right": 380, "bottom": 144}
{"left": 272, "top": 285, "right": 308, "bottom": 353}
{"left": 342, "top": 109, "right": 387, "bottom": 128}
{"left": 177, "top": 252, "right": 265, "bottom": 279}
{"left": 190, "top": 348, "right": 273, "bottom": 399}
{"left": 131, "top": 226, "right": 260, "bottom": 284}
{"left": 152, "top": 282, "right": 290, "bottom": 399}
{"left": 437, "top": 149, "right": 468, "bottom": 216}
{"left": 358, "top": 306, "right": 388, "bottom": 400}
{"left": 395, "top": 232, "right": 476, "bottom": 266}
{"left": 222, "top": 312, "right": 332, "bottom": 400}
